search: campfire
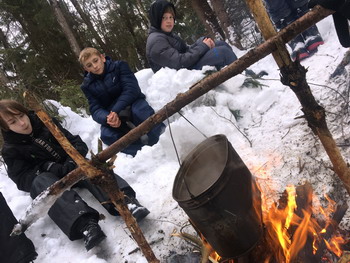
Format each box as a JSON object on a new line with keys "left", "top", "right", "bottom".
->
{"left": 173, "top": 135, "right": 349, "bottom": 263}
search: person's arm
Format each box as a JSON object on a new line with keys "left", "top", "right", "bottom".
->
{"left": 81, "top": 82, "right": 110, "bottom": 125}
{"left": 40, "top": 119, "right": 89, "bottom": 178}
{"left": 110, "top": 61, "right": 142, "bottom": 114}
{"left": 2, "top": 147, "right": 41, "bottom": 192}
{"left": 149, "top": 33, "right": 210, "bottom": 70}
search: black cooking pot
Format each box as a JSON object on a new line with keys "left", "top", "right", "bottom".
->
{"left": 172, "top": 134, "right": 262, "bottom": 259}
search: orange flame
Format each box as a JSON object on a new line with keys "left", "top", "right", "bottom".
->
{"left": 203, "top": 159, "right": 345, "bottom": 263}
{"left": 251, "top": 161, "right": 344, "bottom": 263}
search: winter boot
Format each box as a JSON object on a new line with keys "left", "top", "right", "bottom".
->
{"left": 274, "top": 14, "right": 309, "bottom": 61}
{"left": 302, "top": 25, "right": 324, "bottom": 52}
{"left": 81, "top": 219, "right": 106, "bottom": 251}
{"left": 289, "top": 35, "right": 309, "bottom": 61}
{"left": 124, "top": 196, "right": 150, "bottom": 222}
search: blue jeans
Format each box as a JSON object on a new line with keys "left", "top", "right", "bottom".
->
{"left": 191, "top": 40, "right": 237, "bottom": 70}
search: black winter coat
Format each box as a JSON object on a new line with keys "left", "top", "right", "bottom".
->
{"left": 1, "top": 112, "right": 88, "bottom": 192}
{"left": 0, "top": 192, "right": 37, "bottom": 263}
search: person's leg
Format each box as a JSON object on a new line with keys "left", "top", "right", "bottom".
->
{"left": 100, "top": 125, "right": 143, "bottom": 156}
{"left": 264, "top": 0, "right": 292, "bottom": 22}
{"left": 131, "top": 99, "right": 165, "bottom": 146}
{"left": 79, "top": 173, "right": 149, "bottom": 222}
{"left": 0, "top": 192, "right": 37, "bottom": 263}
{"left": 30, "top": 173, "right": 101, "bottom": 241}
{"left": 293, "top": 3, "right": 324, "bottom": 52}
{"left": 265, "top": 0, "right": 309, "bottom": 61}
{"left": 192, "top": 43, "right": 237, "bottom": 70}
{"left": 77, "top": 174, "right": 136, "bottom": 216}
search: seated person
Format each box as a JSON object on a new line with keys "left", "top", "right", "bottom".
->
{"left": 0, "top": 191, "right": 37, "bottom": 263}
{"left": 79, "top": 47, "right": 165, "bottom": 157}
{"left": 0, "top": 100, "right": 149, "bottom": 252}
{"left": 264, "top": 0, "right": 324, "bottom": 61}
{"left": 146, "top": 0, "right": 237, "bottom": 73}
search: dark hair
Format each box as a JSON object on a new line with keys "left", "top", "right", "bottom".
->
{"left": 163, "top": 5, "right": 175, "bottom": 17}
{"left": 0, "top": 100, "right": 29, "bottom": 131}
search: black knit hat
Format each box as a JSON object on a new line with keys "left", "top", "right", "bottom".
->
{"left": 149, "top": 0, "right": 176, "bottom": 30}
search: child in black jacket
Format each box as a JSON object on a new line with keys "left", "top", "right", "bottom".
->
{"left": 0, "top": 100, "right": 149, "bottom": 251}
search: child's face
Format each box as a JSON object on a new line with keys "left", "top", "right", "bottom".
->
{"left": 83, "top": 54, "right": 106, "bottom": 75}
{"left": 1, "top": 112, "right": 32, "bottom": 135}
{"left": 161, "top": 12, "right": 174, "bottom": 33}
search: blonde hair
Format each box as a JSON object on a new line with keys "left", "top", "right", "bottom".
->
{"left": 0, "top": 100, "right": 29, "bottom": 131}
{"left": 78, "top": 47, "right": 102, "bottom": 65}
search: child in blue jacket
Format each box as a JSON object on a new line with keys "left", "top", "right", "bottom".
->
{"left": 79, "top": 47, "right": 164, "bottom": 156}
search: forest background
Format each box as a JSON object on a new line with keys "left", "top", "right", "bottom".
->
{"left": 0, "top": 0, "right": 262, "bottom": 110}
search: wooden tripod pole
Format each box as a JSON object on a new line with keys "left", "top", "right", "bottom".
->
{"left": 245, "top": 0, "right": 350, "bottom": 195}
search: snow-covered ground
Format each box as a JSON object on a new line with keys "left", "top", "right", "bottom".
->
{"left": 1, "top": 16, "right": 350, "bottom": 262}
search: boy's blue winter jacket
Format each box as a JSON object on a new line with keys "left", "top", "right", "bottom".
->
{"left": 81, "top": 57, "right": 145, "bottom": 125}
{"left": 80, "top": 57, "right": 163, "bottom": 156}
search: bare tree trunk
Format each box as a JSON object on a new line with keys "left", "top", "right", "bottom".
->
{"left": 48, "top": 0, "right": 81, "bottom": 57}
{"left": 135, "top": 0, "right": 150, "bottom": 26}
{"left": 246, "top": 0, "right": 350, "bottom": 196}
{"left": 210, "top": 0, "right": 240, "bottom": 47}
{"left": 69, "top": 0, "right": 113, "bottom": 55}
{"left": 0, "top": 28, "right": 20, "bottom": 83}
{"left": 190, "top": 0, "right": 225, "bottom": 40}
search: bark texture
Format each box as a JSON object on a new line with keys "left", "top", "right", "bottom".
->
{"left": 49, "top": 0, "right": 81, "bottom": 57}
{"left": 190, "top": 0, "right": 225, "bottom": 40}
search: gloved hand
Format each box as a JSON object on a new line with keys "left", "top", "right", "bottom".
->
{"left": 308, "top": 0, "right": 350, "bottom": 47}
{"left": 42, "top": 158, "right": 77, "bottom": 178}
{"left": 62, "top": 158, "right": 77, "bottom": 174}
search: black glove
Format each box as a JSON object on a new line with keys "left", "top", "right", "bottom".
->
{"left": 42, "top": 161, "right": 64, "bottom": 177}
{"left": 42, "top": 159, "right": 77, "bottom": 178}
{"left": 309, "top": 0, "right": 350, "bottom": 47}
{"left": 62, "top": 158, "right": 77, "bottom": 174}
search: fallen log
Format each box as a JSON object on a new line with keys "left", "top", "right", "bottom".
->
{"left": 12, "top": 4, "right": 334, "bottom": 237}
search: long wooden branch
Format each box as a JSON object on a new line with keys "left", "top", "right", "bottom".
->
{"left": 16, "top": 92, "right": 160, "bottom": 263}
{"left": 13, "top": 5, "right": 333, "bottom": 238}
